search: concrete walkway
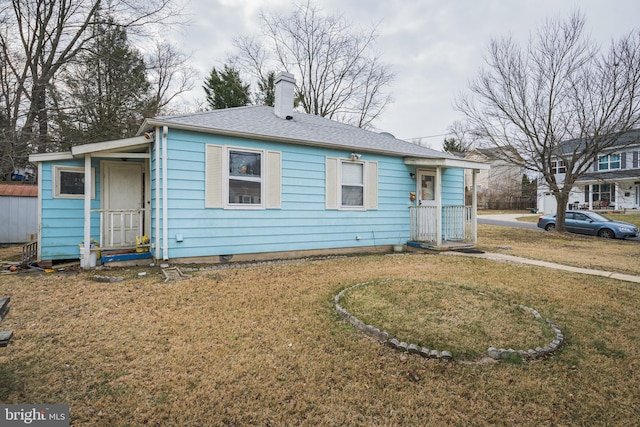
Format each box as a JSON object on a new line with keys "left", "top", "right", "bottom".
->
{"left": 444, "top": 251, "right": 640, "bottom": 284}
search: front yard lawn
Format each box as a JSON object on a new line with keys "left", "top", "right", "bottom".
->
{"left": 0, "top": 228, "right": 639, "bottom": 425}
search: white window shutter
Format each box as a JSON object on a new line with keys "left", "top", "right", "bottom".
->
{"left": 365, "top": 161, "right": 378, "bottom": 210}
{"left": 326, "top": 157, "right": 339, "bottom": 209}
{"left": 266, "top": 150, "right": 282, "bottom": 209}
{"left": 205, "top": 145, "right": 224, "bottom": 208}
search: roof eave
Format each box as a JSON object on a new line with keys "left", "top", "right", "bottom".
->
{"left": 404, "top": 157, "right": 491, "bottom": 170}
{"left": 141, "top": 118, "right": 450, "bottom": 159}
{"left": 71, "top": 134, "right": 152, "bottom": 156}
{"left": 29, "top": 151, "right": 74, "bottom": 162}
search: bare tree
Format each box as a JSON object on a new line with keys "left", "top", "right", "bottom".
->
{"left": 445, "top": 120, "right": 479, "bottom": 153}
{"left": 233, "top": 0, "right": 394, "bottom": 129}
{"left": 145, "top": 40, "right": 197, "bottom": 116}
{"left": 0, "top": 0, "right": 181, "bottom": 179}
{"left": 456, "top": 12, "right": 640, "bottom": 231}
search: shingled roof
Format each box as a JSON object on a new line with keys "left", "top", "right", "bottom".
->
{"left": 141, "top": 106, "right": 455, "bottom": 160}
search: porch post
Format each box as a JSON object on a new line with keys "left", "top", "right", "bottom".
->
{"left": 436, "top": 166, "right": 442, "bottom": 246}
{"left": 472, "top": 168, "right": 478, "bottom": 244}
{"left": 589, "top": 184, "right": 593, "bottom": 210}
{"left": 82, "top": 154, "right": 92, "bottom": 269}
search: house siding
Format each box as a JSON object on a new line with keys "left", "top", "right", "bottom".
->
{"left": 39, "top": 159, "right": 102, "bottom": 260}
{"left": 151, "top": 129, "right": 443, "bottom": 260}
{"left": 441, "top": 168, "right": 464, "bottom": 206}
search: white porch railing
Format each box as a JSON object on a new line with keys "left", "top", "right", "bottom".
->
{"left": 93, "top": 209, "right": 146, "bottom": 249}
{"left": 409, "top": 205, "right": 475, "bottom": 244}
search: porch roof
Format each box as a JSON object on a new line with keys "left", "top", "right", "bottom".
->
{"left": 576, "top": 170, "right": 640, "bottom": 183}
{"left": 29, "top": 135, "right": 152, "bottom": 162}
{"left": 403, "top": 156, "right": 490, "bottom": 170}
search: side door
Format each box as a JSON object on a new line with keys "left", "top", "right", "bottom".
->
{"left": 571, "top": 212, "right": 595, "bottom": 235}
{"left": 564, "top": 212, "right": 578, "bottom": 232}
{"left": 415, "top": 170, "right": 437, "bottom": 241}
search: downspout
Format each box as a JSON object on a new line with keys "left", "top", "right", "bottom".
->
{"left": 154, "top": 127, "right": 161, "bottom": 260}
{"left": 36, "top": 162, "right": 42, "bottom": 261}
{"left": 82, "top": 154, "right": 92, "bottom": 269}
{"left": 472, "top": 169, "right": 478, "bottom": 244}
{"left": 436, "top": 166, "right": 442, "bottom": 246}
{"left": 162, "top": 126, "right": 169, "bottom": 261}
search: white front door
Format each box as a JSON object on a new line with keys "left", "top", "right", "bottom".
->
{"left": 102, "top": 162, "right": 144, "bottom": 246}
{"left": 413, "top": 170, "right": 437, "bottom": 241}
{"left": 417, "top": 171, "right": 436, "bottom": 206}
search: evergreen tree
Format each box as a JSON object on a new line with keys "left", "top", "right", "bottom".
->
{"left": 56, "top": 15, "right": 152, "bottom": 145}
{"left": 203, "top": 65, "right": 251, "bottom": 110}
{"left": 256, "top": 70, "right": 275, "bottom": 107}
{"left": 443, "top": 137, "right": 468, "bottom": 153}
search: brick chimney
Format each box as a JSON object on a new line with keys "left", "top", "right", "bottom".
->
{"left": 274, "top": 71, "right": 295, "bottom": 120}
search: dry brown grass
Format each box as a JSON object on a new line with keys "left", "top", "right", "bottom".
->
{"left": 0, "top": 231, "right": 639, "bottom": 425}
{"left": 478, "top": 224, "right": 640, "bottom": 275}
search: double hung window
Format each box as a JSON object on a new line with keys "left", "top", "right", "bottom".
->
{"left": 205, "top": 145, "right": 281, "bottom": 209}
{"left": 341, "top": 162, "right": 364, "bottom": 207}
{"left": 598, "top": 154, "right": 620, "bottom": 171}
{"left": 228, "top": 150, "right": 262, "bottom": 205}
{"left": 325, "top": 157, "right": 378, "bottom": 210}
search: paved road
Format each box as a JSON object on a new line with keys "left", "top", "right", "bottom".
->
{"left": 478, "top": 213, "right": 640, "bottom": 242}
{"left": 478, "top": 214, "right": 540, "bottom": 230}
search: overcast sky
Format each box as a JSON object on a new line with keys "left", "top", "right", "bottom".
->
{"left": 164, "top": 0, "right": 640, "bottom": 150}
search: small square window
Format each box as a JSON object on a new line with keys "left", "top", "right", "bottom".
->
{"left": 54, "top": 166, "right": 95, "bottom": 198}
{"left": 552, "top": 160, "right": 566, "bottom": 174}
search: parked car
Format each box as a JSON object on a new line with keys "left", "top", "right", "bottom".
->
{"left": 537, "top": 210, "right": 639, "bottom": 239}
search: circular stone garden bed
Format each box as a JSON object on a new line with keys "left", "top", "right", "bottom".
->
{"left": 335, "top": 279, "right": 564, "bottom": 362}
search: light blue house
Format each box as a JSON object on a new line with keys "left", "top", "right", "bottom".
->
{"left": 29, "top": 72, "right": 489, "bottom": 268}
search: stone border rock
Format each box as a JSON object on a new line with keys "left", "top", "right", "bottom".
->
{"left": 334, "top": 280, "right": 564, "bottom": 362}
{"left": 487, "top": 305, "right": 565, "bottom": 360}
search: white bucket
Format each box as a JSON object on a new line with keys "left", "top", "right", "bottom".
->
{"left": 80, "top": 243, "right": 98, "bottom": 267}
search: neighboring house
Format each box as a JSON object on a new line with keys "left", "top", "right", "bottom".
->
{"left": 29, "top": 72, "right": 489, "bottom": 268}
{"left": 463, "top": 147, "right": 525, "bottom": 209}
{"left": 0, "top": 183, "right": 38, "bottom": 244}
{"left": 537, "top": 130, "right": 640, "bottom": 214}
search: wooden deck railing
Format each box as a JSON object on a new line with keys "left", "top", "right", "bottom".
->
{"left": 409, "top": 205, "right": 475, "bottom": 244}
{"left": 93, "top": 208, "right": 146, "bottom": 249}
{"left": 22, "top": 240, "right": 37, "bottom": 263}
